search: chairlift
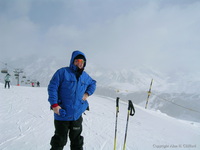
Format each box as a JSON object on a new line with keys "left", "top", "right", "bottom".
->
{"left": 1, "top": 68, "right": 8, "bottom": 74}
{"left": 1, "top": 63, "right": 8, "bottom": 73}
{"left": 14, "top": 74, "right": 19, "bottom": 76}
{"left": 13, "top": 69, "right": 23, "bottom": 74}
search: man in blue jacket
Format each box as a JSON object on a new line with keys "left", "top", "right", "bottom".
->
{"left": 48, "top": 50, "right": 96, "bottom": 150}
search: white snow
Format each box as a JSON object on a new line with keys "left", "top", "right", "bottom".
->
{"left": 0, "top": 84, "right": 200, "bottom": 150}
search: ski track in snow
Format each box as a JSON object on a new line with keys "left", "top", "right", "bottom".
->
{"left": 0, "top": 85, "right": 200, "bottom": 150}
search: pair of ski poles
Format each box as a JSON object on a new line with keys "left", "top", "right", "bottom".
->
{"left": 113, "top": 97, "right": 135, "bottom": 150}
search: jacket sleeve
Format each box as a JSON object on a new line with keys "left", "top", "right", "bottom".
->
{"left": 48, "top": 70, "right": 62, "bottom": 105}
{"left": 85, "top": 77, "right": 96, "bottom": 96}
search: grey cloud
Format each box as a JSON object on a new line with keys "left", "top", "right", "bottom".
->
{"left": 0, "top": 0, "right": 200, "bottom": 74}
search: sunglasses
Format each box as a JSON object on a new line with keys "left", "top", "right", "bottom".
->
{"left": 74, "top": 59, "right": 85, "bottom": 64}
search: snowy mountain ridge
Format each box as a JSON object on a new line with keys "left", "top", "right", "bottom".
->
{"left": 1, "top": 56, "right": 200, "bottom": 122}
{"left": 1, "top": 56, "right": 200, "bottom": 94}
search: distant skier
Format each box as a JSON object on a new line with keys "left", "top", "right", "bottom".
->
{"left": 31, "top": 82, "right": 34, "bottom": 87}
{"left": 4, "top": 73, "right": 11, "bottom": 89}
{"left": 48, "top": 50, "right": 96, "bottom": 150}
{"left": 36, "top": 81, "right": 40, "bottom": 87}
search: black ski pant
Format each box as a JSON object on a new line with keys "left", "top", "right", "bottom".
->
{"left": 50, "top": 116, "right": 83, "bottom": 150}
{"left": 5, "top": 81, "right": 10, "bottom": 89}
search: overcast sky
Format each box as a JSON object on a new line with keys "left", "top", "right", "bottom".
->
{"left": 0, "top": 0, "right": 200, "bottom": 74}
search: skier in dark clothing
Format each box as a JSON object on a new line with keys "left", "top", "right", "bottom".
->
{"left": 48, "top": 50, "right": 96, "bottom": 150}
{"left": 4, "top": 73, "right": 11, "bottom": 89}
{"left": 37, "top": 81, "right": 40, "bottom": 87}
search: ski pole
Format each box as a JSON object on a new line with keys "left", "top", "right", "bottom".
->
{"left": 123, "top": 100, "right": 135, "bottom": 150}
{"left": 113, "top": 97, "right": 120, "bottom": 150}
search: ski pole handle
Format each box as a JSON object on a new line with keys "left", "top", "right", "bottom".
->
{"left": 116, "top": 97, "right": 119, "bottom": 108}
{"left": 128, "top": 100, "right": 135, "bottom": 116}
{"left": 116, "top": 97, "right": 119, "bottom": 113}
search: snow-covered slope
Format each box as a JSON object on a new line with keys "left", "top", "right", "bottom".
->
{"left": 0, "top": 84, "right": 199, "bottom": 150}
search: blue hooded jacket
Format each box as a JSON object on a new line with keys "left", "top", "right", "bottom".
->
{"left": 48, "top": 51, "right": 96, "bottom": 121}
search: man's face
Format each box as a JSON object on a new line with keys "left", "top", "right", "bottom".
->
{"left": 74, "top": 59, "right": 85, "bottom": 69}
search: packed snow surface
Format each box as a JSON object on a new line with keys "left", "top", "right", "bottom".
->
{"left": 0, "top": 85, "right": 200, "bottom": 150}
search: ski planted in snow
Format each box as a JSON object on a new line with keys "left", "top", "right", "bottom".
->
{"left": 145, "top": 79, "right": 153, "bottom": 109}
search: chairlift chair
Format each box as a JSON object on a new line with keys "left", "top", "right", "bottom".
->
{"left": 1, "top": 69, "right": 8, "bottom": 74}
{"left": 14, "top": 74, "right": 19, "bottom": 76}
